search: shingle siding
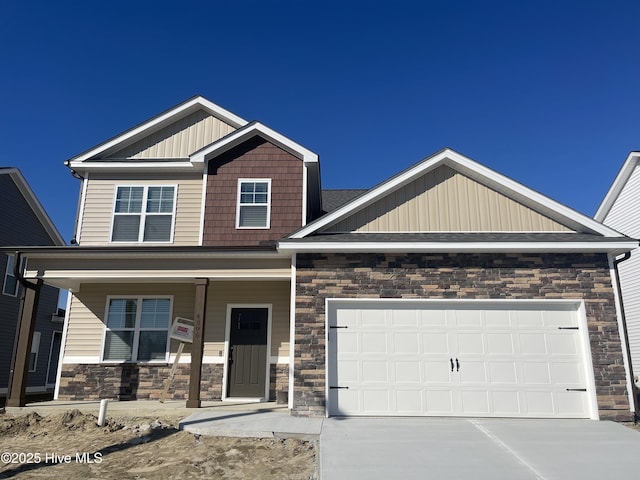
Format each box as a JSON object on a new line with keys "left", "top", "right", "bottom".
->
{"left": 203, "top": 137, "right": 303, "bottom": 246}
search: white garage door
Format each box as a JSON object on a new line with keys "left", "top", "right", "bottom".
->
{"left": 327, "top": 300, "right": 594, "bottom": 418}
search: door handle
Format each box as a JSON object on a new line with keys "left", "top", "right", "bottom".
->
{"left": 450, "top": 358, "right": 454, "bottom": 372}
{"left": 456, "top": 358, "right": 460, "bottom": 372}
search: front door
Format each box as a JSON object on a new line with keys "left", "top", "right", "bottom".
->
{"left": 227, "top": 307, "right": 269, "bottom": 398}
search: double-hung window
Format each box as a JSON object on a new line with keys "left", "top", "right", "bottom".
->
{"left": 236, "top": 179, "right": 271, "bottom": 228}
{"left": 102, "top": 297, "right": 171, "bottom": 362}
{"left": 111, "top": 186, "right": 176, "bottom": 242}
{"left": 3, "top": 254, "right": 26, "bottom": 297}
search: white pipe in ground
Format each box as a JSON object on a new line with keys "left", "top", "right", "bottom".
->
{"left": 97, "top": 399, "right": 108, "bottom": 427}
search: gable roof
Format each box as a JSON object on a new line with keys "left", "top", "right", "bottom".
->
{"left": 65, "top": 95, "right": 248, "bottom": 169}
{"left": 594, "top": 151, "right": 640, "bottom": 222}
{"left": 286, "top": 148, "right": 624, "bottom": 240}
{"left": 191, "top": 121, "right": 319, "bottom": 165}
{"left": 0, "top": 168, "right": 65, "bottom": 245}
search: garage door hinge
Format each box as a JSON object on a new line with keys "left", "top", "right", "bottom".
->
{"left": 330, "top": 326, "right": 348, "bottom": 329}
{"left": 566, "top": 388, "right": 587, "bottom": 392}
{"left": 558, "top": 327, "right": 579, "bottom": 330}
{"left": 330, "top": 386, "right": 349, "bottom": 389}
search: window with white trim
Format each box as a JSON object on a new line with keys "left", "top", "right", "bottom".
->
{"left": 102, "top": 297, "right": 171, "bottom": 362}
{"left": 28, "top": 331, "right": 41, "bottom": 372}
{"left": 236, "top": 179, "right": 271, "bottom": 228}
{"left": 3, "top": 254, "right": 26, "bottom": 297}
{"left": 111, "top": 186, "right": 176, "bottom": 242}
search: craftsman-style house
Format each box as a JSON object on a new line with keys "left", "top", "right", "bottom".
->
{"left": 6, "top": 96, "right": 638, "bottom": 421}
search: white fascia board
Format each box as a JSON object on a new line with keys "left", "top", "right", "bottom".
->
{"left": 191, "top": 122, "right": 318, "bottom": 165}
{"left": 67, "top": 160, "right": 204, "bottom": 173}
{"left": 277, "top": 240, "right": 639, "bottom": 253}
{"left": 1, "top": 168, "right": 66, "bottom": 245}
{"left": 290, "top": 148, "right": 623, "bottom": 239}
{"left": 31, "top": 269, "right": 293, "bottom": 281}
{"left": 68, "top": 96, "right": 248, "bottom": 163}
{"left": 594, "top": 152, "right": 640, "bottom": 221}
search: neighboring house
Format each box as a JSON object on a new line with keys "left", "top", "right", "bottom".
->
{"left": 7, "top": 97, "right": 638, "bottom": 422}
{"left": 595, "top": 151, "right": 640, "bottom": 403}
{"left": 0, "top": 168, "right": 65, "bottom": 397}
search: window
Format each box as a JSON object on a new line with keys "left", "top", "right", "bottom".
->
{"left": 111, "top": 186, "right": 176, "bottom": 242}
{"left": 3, "top": 254, "right": 26, "bottom": 297}
{"left": 29, "top": 332, "right": 41, "bottom": 372}
{"left": 102, "top": 297, "right": 171, "bottom": 362}
{"left": 236, "top": 179, "right": 271, "bottom": 228}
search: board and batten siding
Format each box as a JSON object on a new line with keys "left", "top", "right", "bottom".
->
{"left": 106, "top": 110, "right": 237, "bottom": 159}
{"left": 601, "top": 162, "right": 640, "bottom": 378}
{"left": 62, "top": 281, "right": 290, "bottom": 362}
{"left": 78, "top": 173, "right": 203, "bottom": 246}
{"left": 325, "top": 165, "right": 572, "bottom": 233}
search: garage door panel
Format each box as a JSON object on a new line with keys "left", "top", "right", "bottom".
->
{"left": 491, "top": 391, "right": 521, "bottom": 415}
{"left": 457, "top": 333, "right": 485, "bottom": 354}
{"left": 519, "top": 333, "right": 548, "bottom": 355}
{"left": 424, "top": 361, "right": 451, "bottom": 383}
{"left": 486, "top": 333, "right": 515, "bottom": 354}
{"left": 488, "top": 362, "right": 518, "bottom": 384}
{"left": 328, "top": 302, "right": 591, "bottom": 418}
{"left": 422, "top": 332, "right": 450, "bottom": 354}
{"left": 458, "top": 361, "right": 487, "bottom": 383}
{"left": 461, "top": 390, "right": 490, "bottom": 414}
{"left": 420, "top": 309, "right": 447, "bottom": 326}
{"left": 548, "top": 334, "right": 578, "bottom": 355}
{"left": 393, "top": 333, "right": 420, "bottom": 354}
{"left": 425, "top": 389, "right": 455, "bottom": 413}
{"left": 361, "top": 333, "right": 387, "bottom": 353}
{"left": 522, "top": 362, "right": 552, "bottom": 384}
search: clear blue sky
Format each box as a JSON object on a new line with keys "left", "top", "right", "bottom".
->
{"left": 2, "top": 0, "right": 639, "bottom": 243}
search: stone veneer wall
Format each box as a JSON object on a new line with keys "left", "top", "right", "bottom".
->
{"left": 58, "top": 364, "right": 289, "bottom": 402}
{"left": 293, "top": 252, "right": 633, "bottom": 421}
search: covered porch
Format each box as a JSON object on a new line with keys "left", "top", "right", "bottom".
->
{"left": 6, "top": 246, "right": 295, "bottom": 409}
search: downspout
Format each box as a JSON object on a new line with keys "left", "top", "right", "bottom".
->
{"left": 64, "top": 161, "right": 84, "bottom": 245}
{"left": 612, "top": 250, "right": 639, "bottom": 417}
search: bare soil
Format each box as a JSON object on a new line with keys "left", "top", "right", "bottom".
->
{"left": 0, "top": 409, "right": 317, "bottom": 479}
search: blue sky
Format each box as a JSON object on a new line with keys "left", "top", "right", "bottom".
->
{"left": 1, "top": 0, "right": 639, "bottom": 242}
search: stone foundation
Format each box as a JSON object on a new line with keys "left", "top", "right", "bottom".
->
{"left": 292, "top": 252, "right": 634, "bottom": 421}
{"left": 58, "top": 363, "right": 290, "bottom": 402}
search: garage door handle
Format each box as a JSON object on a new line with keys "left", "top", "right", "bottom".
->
{"left": 456, "top": 358, "right": 460, "bottom": 372}
{"left": 450, "top": 358, "right": 454, "bottom": 372}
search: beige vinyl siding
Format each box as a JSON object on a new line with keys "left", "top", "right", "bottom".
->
{"left": 204, "top": 281, "right": 291, "bottom": 359}
{"left": 79, "top": 172, "right": 202, "bottom": 246}
{"left": 326, "top": 165, "right": 571, "bottom": 233}
{"left": 63, "top": 283, "right": 196, "bottom": 359}
{"left": 62, "top": 281, "right": 290, "bottom": 361}
{"left": 107, "top": 110, "right": 237, "bottom": 159}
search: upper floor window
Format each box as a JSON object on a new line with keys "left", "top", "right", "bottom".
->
{"left": 236, "top": 179, "right": 271, "bottom": 229}
{"left": 3, "top": 254, "right": 26, "bottom": 297}
{"left": 111, "top": 186, "right": 176, "bottom": 242}
{"left": 102, "top": 297, "right": 171, "bottom": 362}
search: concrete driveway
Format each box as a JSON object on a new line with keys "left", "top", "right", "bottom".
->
{"left": 320, "top": 417, "right": 640, "bottom": 480}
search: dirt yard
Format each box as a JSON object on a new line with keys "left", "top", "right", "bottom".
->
{"left": 0, "top": 409, "right": 318, "bottom": 479}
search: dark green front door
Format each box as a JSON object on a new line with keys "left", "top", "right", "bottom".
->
{"left": 227, "top": 308, "right": 268, "bottom": 398}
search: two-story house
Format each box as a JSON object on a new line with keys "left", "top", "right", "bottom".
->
{"left": 7, "top": 96, "right": 638, "bottom": 422}
{"left": 0, "top": 168, "right": 65, "bottom": 401}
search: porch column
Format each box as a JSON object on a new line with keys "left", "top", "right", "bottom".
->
{"left": 7, "top": 278, "right": 43, "bottom": 407}
{"left": 187, "top": 278, "right": 208, "bottom": 408}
